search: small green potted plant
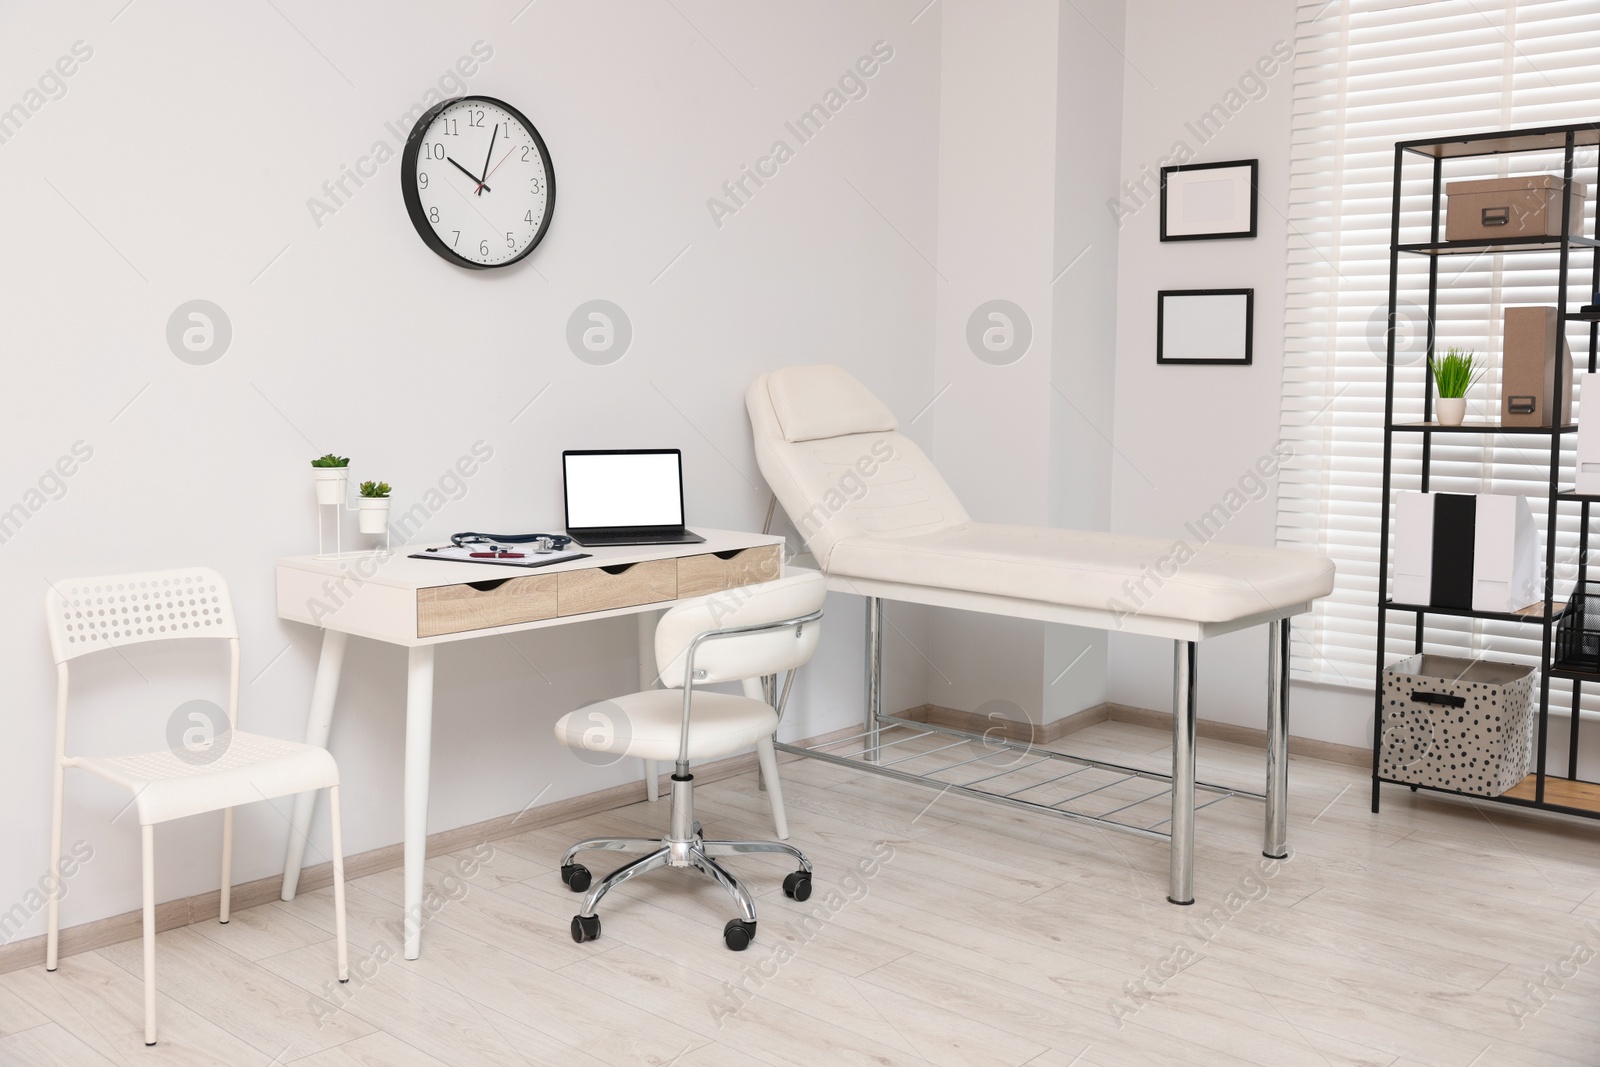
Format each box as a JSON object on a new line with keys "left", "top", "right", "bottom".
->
{"left": 311, "top": 453, "right": 350, "bottom": 505}
{"left": 1430, "top": 347, "right": 1483, "bottom": 427}
{"left": 357, "top": 480, "right": 392, "bottom": 534}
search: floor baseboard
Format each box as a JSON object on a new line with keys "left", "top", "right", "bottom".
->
{"left": 0, "top": 724, "right": 859, "bottom": 977}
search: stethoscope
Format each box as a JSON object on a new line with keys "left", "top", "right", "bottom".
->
{"left": 450, "top": 531, "right": 574, "bottom": 554}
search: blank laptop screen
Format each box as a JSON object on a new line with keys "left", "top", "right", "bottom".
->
{"left": 565, "top": 452, "right": 684, "bottom": 529}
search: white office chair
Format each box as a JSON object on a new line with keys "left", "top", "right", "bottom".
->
{"left": 44, "top": 568, "right": 348, "bottom": 1046}
{"left": 554, "top": 572, "right": 824, "bottom": 951}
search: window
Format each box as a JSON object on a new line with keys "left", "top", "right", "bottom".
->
{"left": 1277, "top": 0, "right": 1600, "bottom": 687}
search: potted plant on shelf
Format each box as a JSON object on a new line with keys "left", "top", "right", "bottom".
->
{"left": 311, "top": 454, "right": 350, "bottom": 505}
{"left": 357, "top": 480, "right": 392, "bottom": 533}
{"left": 1430, "top": 347, "right": 1482, "bottom": 427}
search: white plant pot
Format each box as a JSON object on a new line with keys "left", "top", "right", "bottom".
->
{"left": 1436, "top": 397, "right": 1466, "bottom": 427}
{"left": 357, "top": 497, "right": 391, "bottom": 534}
{"left": 312, "top": 467, "right": 349, "bottom": 505}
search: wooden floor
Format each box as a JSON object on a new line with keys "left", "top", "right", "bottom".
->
{"left": 2, "top": 720, "right": 1597, "bottom": 1066}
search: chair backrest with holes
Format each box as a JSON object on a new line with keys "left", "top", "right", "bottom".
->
{"left": 655, "top": 571, "right": 826, "bottom": 687}
{"left": 44, "top": 568, "right": 239, "bottom": 665}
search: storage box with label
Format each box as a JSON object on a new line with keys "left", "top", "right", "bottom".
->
{"left": 1379, "top": 654, "right": 1535, "bottom": 797}
{"left": 1501, "top": 306, "right": 1573, "bottom": 427}
{"left": 1445, "top": 176, "right": 1587, "bottom": 242}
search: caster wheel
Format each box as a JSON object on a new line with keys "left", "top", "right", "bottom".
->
{"left": 561, "top": 863, "right": 591, "bottom": 893}
{"left": 782, "top": 871, "right": 812, "bottom": 902}
{"left": 723, "top": 919, "right": 756, "bottom": 951}
{"left": 571, "top": 914, "right": 601, "bottom": 944}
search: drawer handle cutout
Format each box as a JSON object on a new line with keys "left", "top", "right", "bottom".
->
{"left": 713, "top": 550, "right": 744, "bottom": 561}
{"left": 600, "top": 563, "right": 638, "bottom": 576}
{"left": 1409, "top": 690, "right": 1466, "bottom": 708}
{"left": 467, "top": 579, "right": 512, "bottom": 593}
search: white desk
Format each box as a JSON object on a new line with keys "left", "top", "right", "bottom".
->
{"left": 274, "top": 529, "right": 785, "bottom": 959}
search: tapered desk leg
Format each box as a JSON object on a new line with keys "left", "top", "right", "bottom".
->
{"left": 282, "top": 629, "right": 347, "bottom": 900}
{"left": 864, "top": 597, "right": 883, "bottom": 762}
{"left": 1169, "top": 640, "right": 1197, "bottom": 906}
{"left": 403, "top": 645, "right": 435, "bottom": 960}
{"left": 1264, "top": 618, "right": 1291, "bottom": 860}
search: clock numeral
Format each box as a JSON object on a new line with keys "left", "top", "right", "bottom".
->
{"left": 479, "top": 239, "right": 490, "bottom": 256}
{"left": 428, "top": 206, "right": 439, "bottom": 223}
{"left": 468, "top": 110, "right": 485, "bottom": 127}
{"left": 440, "top": 118, "right": 458, "bottom": 136}
{"left": 530, "top": 176, "right": 542, "bottom": 192}
{"left": 424, "top": 142, "right": 444, "bottom": 160}
{"left": 452, "top": 231, "right": 460, "bottom": 246}
{"left": 418, "top": 172, "right": 429, "bottom": 189}
{"left": 524, "top": 210, "right": 534, "bottom": 224}
{"left": 520, "top": 146, "right": 533, "bottom": 163}
{"left": 506, "top": 232, "right": 515, "bottom": 248}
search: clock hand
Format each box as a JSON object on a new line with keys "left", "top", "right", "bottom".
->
{"left": 481, "top": 145, "right": 519, "bottom": 184}
{"left": 446, "top": 156, "right": 489, "bottom": 193}
{"left": 477, "top": 125, "right": 497, "bottom": 195}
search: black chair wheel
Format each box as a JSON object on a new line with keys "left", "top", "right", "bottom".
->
{"left": 723, "top": 918, "right": 756, "bottom": 951}
{"left": 561, "top": 863, "right": 591, "bottom": 893}
{"left": 782, "top": 871, "right": 812, "bottom": 901}
{"left": 571, "top": 914, "right": 601, "bottom": 943}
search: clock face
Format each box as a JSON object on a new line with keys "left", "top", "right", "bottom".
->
{"left": 400, "top": 95, "right": 554, "bottom": 269}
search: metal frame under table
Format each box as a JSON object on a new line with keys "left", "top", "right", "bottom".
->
{"left": 775, "top": 584, "right": 1303, "bottom": 905}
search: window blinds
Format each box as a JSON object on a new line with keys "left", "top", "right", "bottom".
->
{"left": 1278, "top": 0, "right": 1600, "bottom": 689}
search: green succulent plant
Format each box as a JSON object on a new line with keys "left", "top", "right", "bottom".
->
{"left": 358, "top": 480, "right": 392, "bottom": 498}
{"left": 1429, "top": 347, "right": 1483, "bottom": 400}
{"left": 311, "top": 454, "right": 350, "bottom": 468}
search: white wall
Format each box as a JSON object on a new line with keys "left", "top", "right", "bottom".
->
{"left": 0, "top": 0, "right": 943, "bottom": 942}
{"left": 1106, "top": 0, "right": 1371, "bottom": 747}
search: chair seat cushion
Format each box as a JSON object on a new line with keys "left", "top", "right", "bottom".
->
{"left": 553, "top": 690, "right": 779, "bottom": 762}
{"left": 72, "top": 732, "right": 339, "bottom": 825}
{"left": 827, "top": 522, "right": 1336, "bottom": 624}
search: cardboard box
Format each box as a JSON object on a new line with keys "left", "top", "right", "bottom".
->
{"left": 1445, "top": 175, "right": 1587, "bottom": 241}
{"left": 1501, "top": 306, "right": 1572, "bottom": 427}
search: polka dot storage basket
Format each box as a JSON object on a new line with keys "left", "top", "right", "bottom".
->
{"left": 1379, "top": 653, "right": 1536, "bottom": 797}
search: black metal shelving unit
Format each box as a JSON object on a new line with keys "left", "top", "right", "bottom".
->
{"left": 1372, "top": 121, "right": 1600, "bottom": 821}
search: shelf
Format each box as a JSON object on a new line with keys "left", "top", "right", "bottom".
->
{"left": 1557, "top": 490, "right": 1600, "bottom": 504}
{"left": 1388, "top": 422, "right": 1575, "bottom": 434}
{"left": 1547, "top": 663, "right": 1600, "bottom": 682}
{"left": 1399, "top": 124, "right": 1600, "bottom": 159}
{"left": 1503, "top": 774, "right": 1600, "bottom": 814}
{"left": 1397, "top": 236, "right": 1600, "bottom": 256}
{"left": 1383, "top": 600, "right": 1550, "bottom": 624}
{"left": 1569, "top": 310, "right": 1600, "bottom": 323}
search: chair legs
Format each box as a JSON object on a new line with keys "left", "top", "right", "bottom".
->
{"left": 328, "top": 786, "right": 349, "bottom": 983}
{"left": 141, "top": 824, "right": 156, "bottom": 1046}
{"left": 563, "top": 772, "right": 811, "bottom": 951}
{"left": 219, "top": 807, "right": 234, "bottom": 924}
{"left": 45, "top": 761, "right": 65, "bottom": 972}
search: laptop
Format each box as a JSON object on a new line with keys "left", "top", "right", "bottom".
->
{"left": 563, "top": 449, "right": 706, "bottom": 547}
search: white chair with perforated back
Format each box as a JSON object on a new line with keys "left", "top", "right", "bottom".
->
{"left": 44, "top": 568, "right": 348, "bottom": 1047}
{"left": 554, "top": 571, "right": 825, "bottom": 951}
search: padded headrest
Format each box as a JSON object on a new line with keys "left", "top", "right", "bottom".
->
{"left": 765, "top": 364, "right": 898, "bottom": 443}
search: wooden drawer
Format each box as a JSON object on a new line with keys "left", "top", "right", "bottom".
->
{"left": 557, "top": 559, "right": 677, "bottom": 616}
{"left": 416, "top": 574, "right": 558, "bottom": 638}
{"left": 676, "top": 545, "right": 782, "bottom": 599}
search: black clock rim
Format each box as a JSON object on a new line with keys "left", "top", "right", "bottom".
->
{"left": 399, "top": 94, "right": 556, "bottom": 271}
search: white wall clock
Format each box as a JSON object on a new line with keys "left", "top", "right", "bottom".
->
{"left": 401, "top": 95, "right": 554, "bottom": 269}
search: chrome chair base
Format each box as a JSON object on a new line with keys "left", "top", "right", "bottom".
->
{"left": 561, "top": 787, "right": 813, "bottom": 951}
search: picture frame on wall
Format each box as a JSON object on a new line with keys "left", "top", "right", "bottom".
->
{"left": 1160, "top": 159, "right": 1258, "bottom": 241}
{"left": 1156, "top": 288, "right": 1254, "bottom": 365}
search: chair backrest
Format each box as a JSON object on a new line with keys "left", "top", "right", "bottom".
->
{"left": 44, "top": 567, "right": 238, "bottom": 665}
{"left": 746, "top": 364, "right": 970, "bottom": 570}
{"left": 655, "top": 571, "right": 826, "bottom": 688}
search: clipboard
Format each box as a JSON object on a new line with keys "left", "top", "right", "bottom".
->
{"left": 409, "top": 545, "right": 592, "bottom": 569}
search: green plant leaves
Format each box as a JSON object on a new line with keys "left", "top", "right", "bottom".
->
{"left": 311, "top": 453, "right": 350, "bottom": 468}
{"left": 358, "top": 480, "right": 392, "bottom": 498}
{"left": 1429, "top": 347, "right": 1483, "bottom": 399}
